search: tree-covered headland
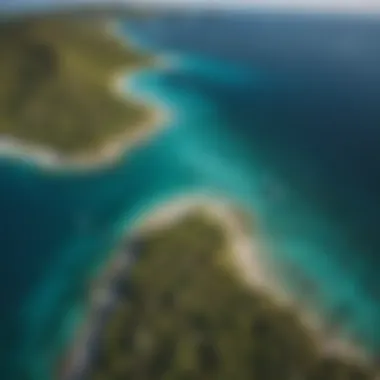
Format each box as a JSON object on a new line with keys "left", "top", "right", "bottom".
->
{"left": 87, "top": 207, "right": 376, "bottom": 380}
{"left": 0, "top": 16, "right": 153, "bottom": 158}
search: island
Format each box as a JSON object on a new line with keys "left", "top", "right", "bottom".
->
{"left": 59, "top": 196, "right": 377, "bottom": 380}
{"left": 0, "top": 15, "right": 163, "bottom": 169}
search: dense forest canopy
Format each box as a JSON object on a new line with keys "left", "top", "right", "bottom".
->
{"left": 86, "top": 209, "right": 375, "bottom": 380}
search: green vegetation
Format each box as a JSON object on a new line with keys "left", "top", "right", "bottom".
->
{"left": 88, "top": 209, "right": 375, "bottom": 380}
{"left": 0, "top": 17, "right": 153, "bottom": 156}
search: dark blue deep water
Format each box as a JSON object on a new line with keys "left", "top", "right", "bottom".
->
{"left": 0, "top": 11, "right": 380, "bottom": 379}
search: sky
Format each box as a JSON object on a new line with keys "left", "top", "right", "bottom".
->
{"left": 131, "top": 0, "right": 380, "bottom": 13}
{"left": 2, "top": 0, "right": 380, "bottom": 14}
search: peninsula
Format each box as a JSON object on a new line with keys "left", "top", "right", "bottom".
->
{"left": 0, "top": 16, "right": 163, "bottom": 169}
{"left": 59, "top": 196, "right": 377, "bottom": 380}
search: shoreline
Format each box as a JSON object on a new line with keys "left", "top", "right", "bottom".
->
{"left": 0, "top": 24, "right": 171, "bottom": 173}
{"left": 0, "top": 104, "right": 169, "bottom": 173}
{"left": 132, "top": 195, "right": 373, "bottom": 365}
{"left": 59, "top": 194, "right": 375, "bottom": 379}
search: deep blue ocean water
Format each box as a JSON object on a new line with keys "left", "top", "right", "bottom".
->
{"left": 1, "top": 11, "right": 380, "bottom": 379}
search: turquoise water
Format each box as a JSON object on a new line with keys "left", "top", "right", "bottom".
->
{"left": 1, "top": 15, "right": 380, "bottom": 379}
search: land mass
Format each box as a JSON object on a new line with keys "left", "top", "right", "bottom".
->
{"left": 60, "top": 196, "right": 377, "bottom": 380}
{"left": 0, "top": 15, "right": 164, "bottom": 169}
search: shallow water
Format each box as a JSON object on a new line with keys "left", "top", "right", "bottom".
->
{"left": 1, "top": 12, "right": 380, "bottom": 379}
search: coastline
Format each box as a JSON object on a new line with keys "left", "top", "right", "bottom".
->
{"left": 0, "top": 104, "right": 168, "bottom": 173}
{"left": 132, "top": 195, "right": 373, "bottom": 365}
{"left": 0, "top": 23, "right": 170, "bottom": 173}
{"left": 59, "top": 194, "right": 375, "bottom": 379}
